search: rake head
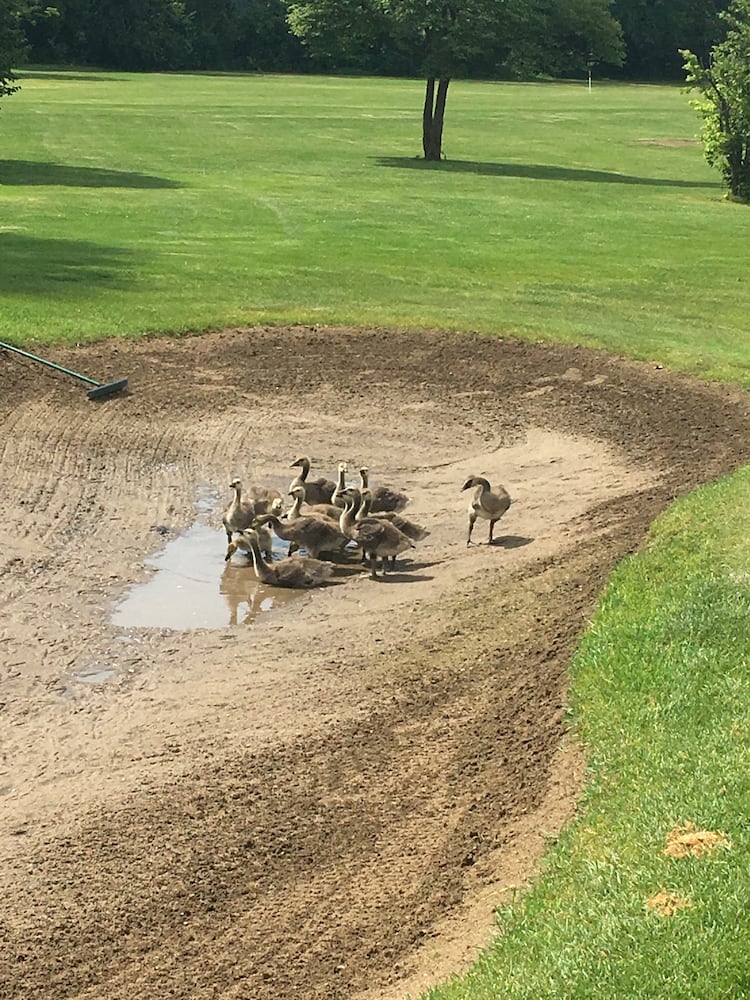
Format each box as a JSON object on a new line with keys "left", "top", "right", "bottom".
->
{"left": 87, "top": 377, "right": 129, "bottom": 400}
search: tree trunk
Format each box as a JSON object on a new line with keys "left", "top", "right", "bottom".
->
{"left": 422, "top": 76, "right": 450, "bottom": 161}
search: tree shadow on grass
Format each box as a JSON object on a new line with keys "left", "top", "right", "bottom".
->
{"left": 0, "top": 159, "right": 183, "bottom": 189}
{"left": 0, "top": 233, "right": 144, "bottom": 296}
{"left": 15, "top": 72, "right": 129, "bottom": 83}
{"left": 374, "top": 157, "right": 719, "bottom": 188}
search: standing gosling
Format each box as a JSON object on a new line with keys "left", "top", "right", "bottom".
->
{"left": 289, "top": 456, "right": 336, "bottom": 506}
{"left": 222, "top": 478, "right": 255, "bottom": 544}
{"left": 462, "top": 476, "right": 511, "bottom": 546}
{"left": 339, "top": 487, "right": 415, "bottom": 579}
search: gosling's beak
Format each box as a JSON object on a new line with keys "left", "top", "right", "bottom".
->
{"left": 461, "top": 479, "right": 472, "bottom": 491}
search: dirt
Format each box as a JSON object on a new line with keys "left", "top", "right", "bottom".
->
{"left": 663, "top": 823, "right": 731, "bottom": 859}
{"left": 645, "top": 891, "right": 693, "bottom": 917}
{"left": 1, "top": 326, "right": 750, "bottom": 1000}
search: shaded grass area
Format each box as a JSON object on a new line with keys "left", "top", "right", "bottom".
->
{"left": 426, "top": 470, "right": 750, "bottom": 999}
{"left": 375, "top": 156, "right": 717, "bottom": 187}
{"left": 0, "top": 159, "right": 182, "bottom": 187}
{"left": 0, "top": 71, "right": 749, "bottom": 385}
{"left": 0, "top": 233, "right": 142, "bottom": 296}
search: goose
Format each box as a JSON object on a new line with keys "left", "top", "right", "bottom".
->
{"left": 247, "top": 484, "right": 283, "bottom": 503}
{"left": 358, "top": 466, "right": 409, "bottom": 513}
{"left": 289, "top": 456, "right": 336, "bottom": 506}
{"left": 339, "top": 487, "right": 415, "bottom": 579}
{"left": 357, "top": 488, "right": 430, "bottom": 542}
{"left": 462, "top": 475, "right": 511, "bottom": 546}
{"left": 255, "top": 495, "right": 286, "bottom": 524}
{"left": 222, "top": 478, "right": 255, "bottom": 543}
{"left": 286, "top": 484, "right": 342, "bottom": 524}
{"left": 251, "top": 488, "right": 284, "bottom": 516}
{"left": 225, "top": 511, "right": 275, "bottom": 563}
{"left": 255, "top": 509, "right": 348, "bottom": 561}
{"left": 255, "top": 500, "right": 282, "bottom": 560}
{"left": 330, "top": 461, "right": 349, "bottom": 508}
{"left": 226, "top": 529, "right": 333, "bottom": 589}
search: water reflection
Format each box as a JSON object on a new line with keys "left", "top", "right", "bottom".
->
{"left": 220, "top": 561, "right": 277, "bottom": 625}
{"left": 112, "top": 520, "right": 297, "bottom": 630}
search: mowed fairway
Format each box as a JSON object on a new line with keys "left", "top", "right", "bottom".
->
{"left": 1, "top": 71, "right": 749, "bottom": 382}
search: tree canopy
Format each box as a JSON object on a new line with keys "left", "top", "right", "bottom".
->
{"left": 287, "top": 0, "right": 625, "bottom": 79}
{"left": 682, "top": 0, "right": 750, "bottom": 201}
{"left": 0, "top": 0, "right": 27, "bottom": 106}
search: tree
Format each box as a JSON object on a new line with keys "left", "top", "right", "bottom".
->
{"left": 0, "top": 1, "right": 28, "bottom": 108}
{"left": 681, "top": 0, "right": 750, "bottom": 202}
{"left": 287, "top": 0, "right": 508, "bottom": 159}
{"left": 288, "top": 0, "right": 624, "bottom": 160}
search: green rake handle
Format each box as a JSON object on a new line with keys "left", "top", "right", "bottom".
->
{"left": 0, "top": 339, "right": 128, "bottom": 399}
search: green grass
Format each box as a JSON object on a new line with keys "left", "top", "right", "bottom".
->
{"left": 426, "top": 471, "right": 750, "bottom": 999}
{"left": 4, "top": 71, "right": 750, "bottom": 1000}
{"left": 1, "top": 71, "right": 749, "bottom": 384}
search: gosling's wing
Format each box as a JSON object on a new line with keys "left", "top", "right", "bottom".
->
{"left": 370, "top": 486, "right": 410, "bottom": 513}
{"left": 354, "top": 519, "right": 389, "bottom": 546}
{"left": 491, "top": 484, "right": 511, "bottom": 505}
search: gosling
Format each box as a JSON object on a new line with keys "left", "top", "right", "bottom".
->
{"left": 358, "top": 466, "right": 409, "bottom": 513}
{"left": 462, "top": 475, "right": 511, "bottom": 546}
{"left": 289, "top": 456, "right": 336, "bottom": 506}
{"left": 339, "top": 487, "right": 415, "bottom": 579}
{"left": 227, "top": 529, "right": 333, "bottom": 589}
{"left": 222, "top": 478, "right": 255, "bottom": 544}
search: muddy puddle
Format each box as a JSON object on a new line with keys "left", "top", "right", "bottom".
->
{"left": 112, "top": 488, "right": 301, "bottom": 630}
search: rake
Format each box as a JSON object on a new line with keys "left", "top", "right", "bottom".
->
{"left": 0, "top": 340, "right": 128, "bottom": 400}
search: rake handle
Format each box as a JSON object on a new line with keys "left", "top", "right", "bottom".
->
{"left": 0, "top": 339, "right": 100, "bottom": 386}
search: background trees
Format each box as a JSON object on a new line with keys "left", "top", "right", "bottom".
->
{"left": 185, "top": 0, "right": 305, "bottom": 71}
{"left": 3, "top": 0, "right": 739, "bottom": 87}
{"left": 0, "top": 0, "right": 27, "bottom": 106}
{"left": 85, "top": 0, "right": 193, "bottom": 71}
{"left": 682, "top": 0, "right": 750, "bottom": 202}
{"left": 501, "top": 0, "right": 624, "bottom": 78}
{"left": 613, "top": 0, "right": 727, "bottom": 79}
{"left": 19, "top": 0, "right": 193, "bottom": 69}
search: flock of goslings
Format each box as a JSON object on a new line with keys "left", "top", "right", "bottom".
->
{"left": 222, "top": 456, "right": 511, "bottom": 589}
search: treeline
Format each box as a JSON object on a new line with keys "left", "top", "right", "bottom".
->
{"left": 11, "top": 0, "right": 730, "bottom": 80}
{"left": 19, "top": 0, "right": 304, "bottom": 73}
